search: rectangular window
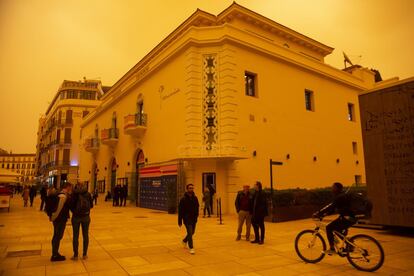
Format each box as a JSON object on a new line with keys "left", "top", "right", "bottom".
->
{"left": 65, "top": 110, "right": 73, "bottom": 124}
{"left": 245, "top": 72, "right": 256, "bottom": 97}
{"left": 352, "top": 142, "right": 358, "bottom": 154}
{"left": 348, "top": 103, "right": 355, "bottom": 121}
{"left": 305, "top": 90, "right": 314, "bottom": 111}
{"left": 55, "top": 149, "right": 60, "bottom": 163}
{"left": 63, "top": 149, "right": 70, "bottom": 164}
{"left": 66, "top": 90, "right": 78, "bottom": 99}
{"left": 64, "top": 128, "right": 71, "bottom": 143}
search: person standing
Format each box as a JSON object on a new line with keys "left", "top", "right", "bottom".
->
{"left": 50, "top": 182, "right": 72, "bottom": 262}
{"left": 22, "top": 185, "right": 29, "bottom": 207}
{"left": 40, "top": 184, "right": 48, "bottom": 211}
{"left": 122, "top": 185, "right": 128, "bottom": 206}
{"left": 70, "top": 183, "right": 93, "bottom": 260}
{"left": 93, "top": 188, "right": 98, "bottom": 205}
{"left": 178, "top": 184, "right": 199, "bottom": 254}
{"left": 251, "top": 181, "right": 268, "bottom": 245}
{"left": 202, "top": 188, "right": 211, "bottom": 218}
{"left": 29, "top": 185, "right": 37, "bottom": 207}
{"left": 207, "top": 183, "right": 215, "bottom": 214}
{"left": 235, "top": 185, "right": 252, "bottom": 241}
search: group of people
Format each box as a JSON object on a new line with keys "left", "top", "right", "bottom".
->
{"left": 48, "top": 182, "right": 94, "bottom": 262}
{"left": 21, "top": 185, "right": 38, "bottom": 207}
{"left": 178, "top": 181, "right": 268, "bottom": 255}
{"left": 108, "top": 184, "right": 128, "bottom": 207}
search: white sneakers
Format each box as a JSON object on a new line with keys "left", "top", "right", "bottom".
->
{"left": 189, "top": 248, "right": 195, "bottom": 254}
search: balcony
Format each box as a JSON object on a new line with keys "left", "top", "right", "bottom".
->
{"left": 124, "top": 113, "right": 147, "bottom": 138}
{"left": 50, "top": 139, "right": 72, "bottom": 148}
{"left": 101, "top": 128, "right": 119, "bottom": 147}
{"left": 84, "top": 137, "right": 100, "bottom": 153}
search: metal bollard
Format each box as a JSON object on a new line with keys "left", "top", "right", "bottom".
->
{"left": 219, "top": 198, "right": 223, "bottom": 225}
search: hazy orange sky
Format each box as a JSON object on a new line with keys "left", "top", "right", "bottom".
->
{"left": 0, "top": 0, "right": 413, "bottom": 153}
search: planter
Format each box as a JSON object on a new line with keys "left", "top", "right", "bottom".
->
{"left": 265, "top": 204, "right": 322, "bottom": 222}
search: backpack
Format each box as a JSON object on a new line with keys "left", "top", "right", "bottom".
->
{"left": 349, "top": 192, "right": 373, "bottom": 218}
{"left": 75, "top": 193, "right": 91, "bottom": 216}
{"left": 45, "top": 192, "right": 61, "bottom": 218}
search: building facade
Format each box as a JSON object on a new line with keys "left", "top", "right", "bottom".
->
{"left": 79, "top": 3, "right": 384, "bottom": 213}
{"left": 36, "top": 79, "right": 108, "bottom": 187}
{"left": 0, "top": 153, "right": 36, "bottom": 182}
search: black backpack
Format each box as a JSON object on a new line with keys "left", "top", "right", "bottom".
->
{"left": 45, "top": 192, "right": 61, "bottom": 218}
{"left": 75, "top": 193, "right": 91, "bottom": 216}
{"left": 349, "top": 192, "right": 373, "bottom": 218}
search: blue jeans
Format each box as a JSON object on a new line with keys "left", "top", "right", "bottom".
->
{"left": 72, "top": 215, "right": 90, "bottom": 256}
{"left": 52, "top": 220, "right": 67, "bottom": 256}
{"left": 183, "top": 223, "right": 196, "bottom": 249}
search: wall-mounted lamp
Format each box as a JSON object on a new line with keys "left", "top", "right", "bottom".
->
{"left": 336, "top": 158, "right": 340, "bottom": 163}
{"left": 253, "top": 150, "right": 257, "bottom": 157}
{"left": 313, "top": 156, "right": 317, "bottom": 162}
{"left": 145, "top": 158, "right": 148, "bottom": 163}
{"left": 88, "top": 171, "right": 91, "bottom": 174}
{"left": 286, "top": 154, "right": 290, "bottom": 160}
{"left": 116, "top": 164, "right": 119, "bottom": 168}
{"left": 356, "top": 160, "right": 359, "bottom": 165}
{"left": 127, "top": 162, "right": 130, "bottom": 166}
{"left": 104, "top": 167, "right": 107, "bottom": 171}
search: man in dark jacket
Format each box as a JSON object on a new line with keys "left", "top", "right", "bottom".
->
{"left": 50, "top": 182, "right": 72, "bottom": 262}
{"left": 235, "top": 185, "right": 252, "bottom": 241}
{"left": 40, "top": 184, "right": 47, "bottom": 211}
{"left": 178, "top": 183, "right": 199, "bottom": 254}
{"left": 251, "top": 181, "right": 268, "bottom": 245}
{"left": 29, "top": 185, "right": 37, "bottom": 207}
{"left": 70, "top": 183, "right": 93, "bottom": 260}
{"left": 313, "top": 182, "right": 356, "bottom": 255}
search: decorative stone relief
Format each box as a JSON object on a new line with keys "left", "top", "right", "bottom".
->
{"left": 203, "top": 55, "right": 218, "bottom": 150}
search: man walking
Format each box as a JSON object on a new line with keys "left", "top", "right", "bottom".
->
{"left": 235, "top": 185, "right": 252, "bottom": 241}
{"left": 29, "top": 185, "right": 37, "bottom": 207}
{"left": 50, "top": 182, "right": 72, "bottom": 262}
{"left": 251, "top": 181, "right": 268, "bottom": 245}
{"left": 178, "top": 184, "right": 199, "bottom": 254}
{"left": 121, "top": 184, "right": 128, "bottom": 206}
{"left": 70, "top": 183, "right": 93, "bottom": 260}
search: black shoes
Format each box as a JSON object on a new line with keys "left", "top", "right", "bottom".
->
{"left": 251, "top": 240, "right": 259, "bottom": 244}
{"left": 50, "top": 254, "right": 66, "bottom": 262}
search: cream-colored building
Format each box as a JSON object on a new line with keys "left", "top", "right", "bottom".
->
{"left": 0, "top": 153, "right": 36, "bottom": 183}
{"left": 36, "top": 79, "right": 109, "bottom": 187}
{"left": 79, "top": 3, "right": 389, "bottom": 213}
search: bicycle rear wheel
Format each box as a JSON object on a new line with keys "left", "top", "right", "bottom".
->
{"left": 346, "top": 234, "right": 384, "bottom": 272}
{"left": 295, "top": 230, "right": 326, "bottom": 263}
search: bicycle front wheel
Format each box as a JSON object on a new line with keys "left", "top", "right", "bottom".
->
{"left": 346, "top": 234, "right": 384, "bottom": 272}
{"left": 295, "top": 230, "right": 326, "bottom": 263}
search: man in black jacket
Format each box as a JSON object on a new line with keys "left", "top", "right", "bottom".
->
{"left": 50, "top": 182, "right": 72, "bottom": 262}
{"left": 313, "top": 182, "right": 356, "bottom": 255}
{"left": 178, "top": 184, "right": 199, "bottom": 254}
{"left": 235, "top": 185, "right": 252, "bottom": 241}
{"left": 251, "top": 181, "right": 268, "bottom": 245}
{"left": 40, "top": 184, "right": 47, "bottom": 211}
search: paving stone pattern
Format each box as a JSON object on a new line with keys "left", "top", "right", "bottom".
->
{"left": 0, "top": 196, "right": 413, "bottom": 275}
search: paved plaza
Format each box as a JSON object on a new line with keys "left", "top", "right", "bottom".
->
{"left": 0, "top": 196, "right": 413, "bottom": 276}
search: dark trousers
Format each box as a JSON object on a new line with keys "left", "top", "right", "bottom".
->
{"left": 30, "top": 196, "right": 34, "bottom": 206}
{"left": 203, "top": 204, "right": 211, "bottom": 216}
{"left": 72, "top": 215, "right": 91, "bottom": 257}
{"left": 123, "top": 196, "right": 127, "bottom": 206}
{"left": 183, "top": 223, "right": 196, "bottom": 249}
{"left": 119, "top": 196, "right": 124, "bottom": 207}
{"left": 252, "top": 216, "right": 265, "bottom": 242}
{"left": 52, "top": 220, "right": 67, "bottom": 256}
{"left": 326, "top": 216, "right": 355, "bottom": 249}
{"left": 40, "top": 198, "right": 46, "bottom": 211}
{"left": 113, "top": 196, "right": 119, "bottom": 206}
{"left": 93, "top": 196, "right": 97, "bottom": 205}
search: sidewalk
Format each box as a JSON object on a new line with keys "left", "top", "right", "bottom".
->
{"left": 0, "top": 195, "right": 413, "bottom": 275}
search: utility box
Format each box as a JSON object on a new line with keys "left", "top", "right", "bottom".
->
{"left": 359, "top": 78, "right": 414, "bottom": 227}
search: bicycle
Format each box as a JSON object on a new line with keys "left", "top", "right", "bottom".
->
{"left": 294, "top": 216, "right": 385, "bottom": 272}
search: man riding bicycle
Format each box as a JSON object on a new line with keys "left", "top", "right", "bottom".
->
{"left": 313, "top": 182, "right": 357, "bottom": 255}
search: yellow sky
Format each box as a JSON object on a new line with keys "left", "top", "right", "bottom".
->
{"left": 0, "top": 0, "right": 413, "bottom": 153}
